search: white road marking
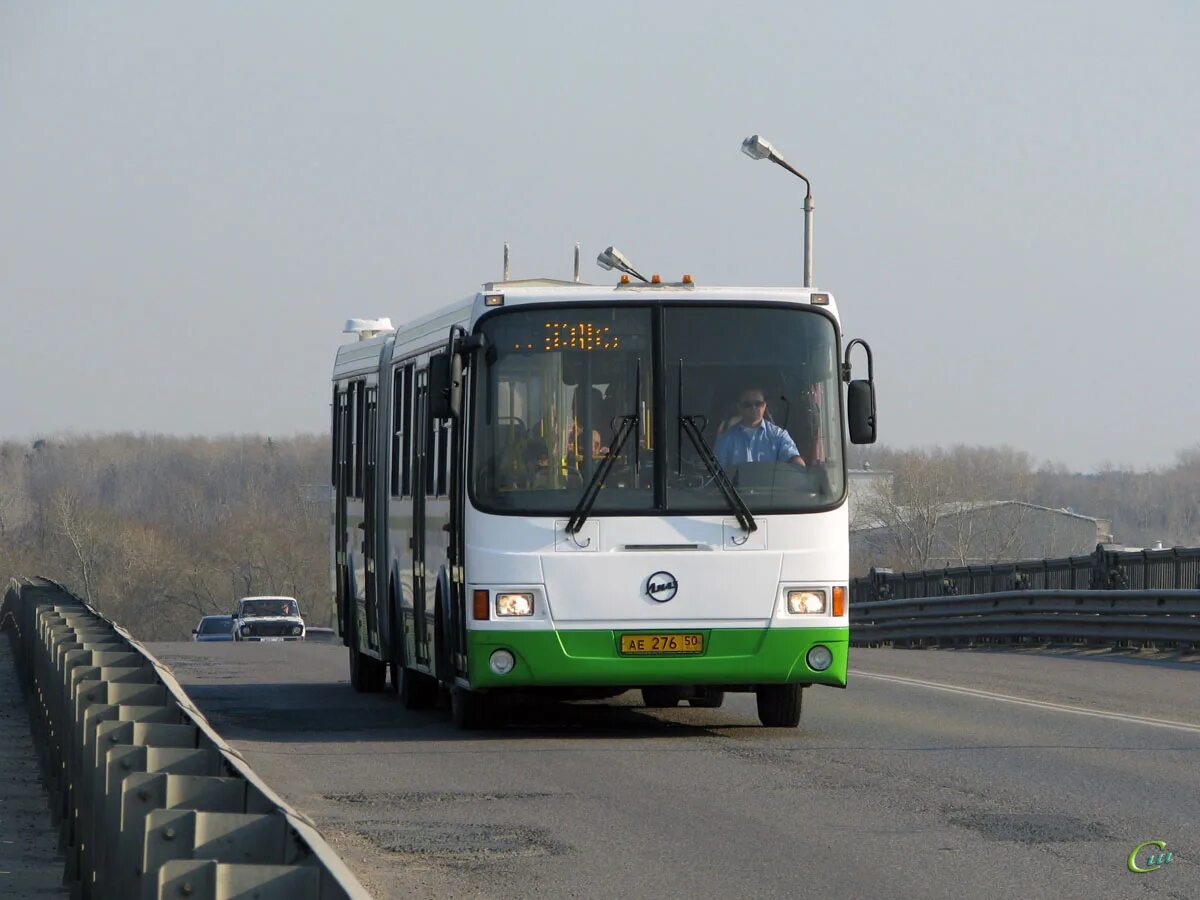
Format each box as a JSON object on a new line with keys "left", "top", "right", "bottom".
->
{"left": 852, "top": 670, "right": 1200, "bottom": 736}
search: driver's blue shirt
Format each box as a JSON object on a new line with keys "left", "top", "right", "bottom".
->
{"left": 714, "top": 420, "right": 801, "bottom": 468}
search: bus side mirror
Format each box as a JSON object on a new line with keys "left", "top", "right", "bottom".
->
{"left": 428, "top": 352, "right": 459, "bottom": 419}
{"left": 847, "top": 380, "right": 877, "bottom": 444}
{"left": 843, "top": 338, "right": 876, "bottom": 445}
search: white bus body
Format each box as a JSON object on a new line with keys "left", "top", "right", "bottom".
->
{"left": 331, "top": 278, "right": 876, "bottom": 727}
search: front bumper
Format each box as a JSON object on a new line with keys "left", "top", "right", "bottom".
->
{"left": 467, "top": 626, "right": 848, "bottom": 689}
{"left": 238, "top": 636, "right": 304, "bottom": 642}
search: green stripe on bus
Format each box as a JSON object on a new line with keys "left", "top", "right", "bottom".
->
{"left": 466, "top": 627, "right": 848, "bottom": 689}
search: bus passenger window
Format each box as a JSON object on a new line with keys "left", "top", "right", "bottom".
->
{"left": 425, "top": 396, "right": 437, "bottom": 497}
{"left": 436, "top": 420, "right": 450, "bottom": 497}
{"left": 401, "top": 363, "right": 414, "bottom": 497}
{"left": 390, "top": 367, "right": 404, "bottom": 498}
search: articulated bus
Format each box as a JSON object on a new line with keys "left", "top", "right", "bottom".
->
{"left": 331, "top": 275, "right": 877, "bottom": 728}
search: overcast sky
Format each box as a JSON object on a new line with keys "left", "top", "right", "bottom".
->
{"left": 2, "top": 2, "right": 1196, "bottom": 471}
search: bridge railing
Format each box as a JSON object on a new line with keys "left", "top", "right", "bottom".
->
{"left": 851, "top": 544, "right": 1200, "bottom": 603}
{"left": 850, "top": 589, "right": 1200, "bottom": 648}
{"left": 0, "top": 576, "right": 372, "bottom": 900}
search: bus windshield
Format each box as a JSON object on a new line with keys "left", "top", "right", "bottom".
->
{"left": 470, "top": 303, "right": 844, "bottom": 515}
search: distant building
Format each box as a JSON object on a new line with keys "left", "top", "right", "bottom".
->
{"left": 851, "top": 499, "right": 1113, "bottom": 574}
{"left": 846, "top": 467, "right": 893, "bottom": 531}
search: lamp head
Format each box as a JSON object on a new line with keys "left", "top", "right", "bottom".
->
{"left": 741, "top": 134, "right": 776, "bottom": 161}
{"left": 596, "top": 246, "right": 634, "bottom": 272}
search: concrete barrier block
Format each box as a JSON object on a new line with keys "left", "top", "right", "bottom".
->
{"left": 87, "top": 747, "right": 223, "bottom": 898}
{"left": 113, "top": 774, "right": 248, "bottom": 899}
{"left": 141, "top": 810, "right": 305, "bottom": 900}
{"left": 157, "top": 859, "right": 321, "bottom": 900}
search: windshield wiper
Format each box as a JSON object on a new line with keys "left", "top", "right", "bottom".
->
{"left": 679, "top": 415, "right": 757, "bottom": 534}
{"left": 676, "top": 358, "right": 756, "bottom": 534}
{"left": 565, "top": 413, "right": 638, "bottom": 534}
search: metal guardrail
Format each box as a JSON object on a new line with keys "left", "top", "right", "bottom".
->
{"left": 851, "top": 544, "right": 1200, "bottom": 602}
{"left": 851, "top": 589, "right": 1200, "bottom": 648}
{"left": 0, "top": 577, "right": 372, "bottom": 900}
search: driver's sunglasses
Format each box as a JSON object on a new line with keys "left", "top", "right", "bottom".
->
{"left": 740, "top": 400, "right": 766, "bottom": 409}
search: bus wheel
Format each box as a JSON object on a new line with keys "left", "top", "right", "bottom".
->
{"left": 641, "top": 687, "right": 683, "bottom": 708}
{"left": 396, "top": 663, "right": 438, "bottom": 710}
{"left": 689, "top": 688, "right": 725, "bottom": 709}
{"left": 756, "top": 684, "right": 803, "bottom": 727}
{"left": 350, "top": 643, "right": 387, "bottom": 693}
{"left": 451, "top": 686, "right": 493, "bottom": 730}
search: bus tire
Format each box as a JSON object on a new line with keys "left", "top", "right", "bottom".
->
{"left": 689, "top": 688, "right": 725, "bottom": 709}
{"left": 396, "top": 663, "right": 438, "bottom": 709}
{"left": 451, "top": 686, "right": 492, "bottom": 730}
{"left": 641, "top": 687, "right": 683, "bottom": 708}
{"left": 756, "top": 684, "right": 803, "bottom": 727}
{"left": 433, "top": 608, "right": 449, "bottom": 684}
{"left": 349, "top": 613, "right": 387, "bottom": 693}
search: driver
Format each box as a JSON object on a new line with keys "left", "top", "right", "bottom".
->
{"left": 714, "top": 387, "right": 805, "bottom": 469}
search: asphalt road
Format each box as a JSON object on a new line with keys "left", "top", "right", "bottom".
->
{"left": 147, "top": 641, "right": 1200, "bottom": 900}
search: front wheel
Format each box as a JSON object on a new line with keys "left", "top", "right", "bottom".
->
{"left": 689, "top": 688, "right": 725, "bottom": 709}
{"left": 349, "top": 644, "right": 387, "bottom": 693}
{"left": 394, "top": 663, "right": 438, "bottom": 709}
{"left": 451, "top": 686, "right": 495, "bottom": 730}
{"left": 756, "top": 684, "right": 803, "bottom": 727}
{"left": 641, "top": 687, "right": 683, "bottom": 708}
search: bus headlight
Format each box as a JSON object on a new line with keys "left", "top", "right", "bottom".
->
{"left": 786, "top": 590, "right": 826, "bottom": 614}
{"left": 495, "top": 592, "right": 535, "bottom": 617}
{"left": 489, "top": 649, "right": 516, "bottom": 675}
{"left": 807, "top": 645, "right": 833, "bottom": 671}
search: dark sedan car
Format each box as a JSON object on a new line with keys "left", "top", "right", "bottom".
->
{"left": 192, "top": 615, "right": 236, "bottom": 642}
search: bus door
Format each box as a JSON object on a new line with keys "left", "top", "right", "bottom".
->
{"left": 447, "top": 375, "right": 468, "bottom": 678}
{"left": 412, "top": 369, "right": 430, "bottom": 666}
{"left": 362, "top": 385, "right": 381, "bottom": 651}
{"left": 334, "top": 387, "right": 350, "bottom": 640}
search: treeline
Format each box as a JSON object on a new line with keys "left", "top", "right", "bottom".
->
{"left": 848, "top": 444, "right": 1200, "bottom": 556}
{"left": 4, "top": 435, "right": 1197, "bottom": 639}
{"left": 0, "top": 434, "right": 330, "bottom": 640}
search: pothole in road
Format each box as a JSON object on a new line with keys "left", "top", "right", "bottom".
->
{"left": 356, "top": 821, "right": 567, "bottom": 863}
{"left": 946, "top": 811, "right": 1115, "bottom": 844}
{"left": 325, "top": 790, "right": 555, "bottom": 805}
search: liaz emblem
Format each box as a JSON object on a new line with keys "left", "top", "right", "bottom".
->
{"left": 646, "top": 571, "right": 679, "bottom": 602}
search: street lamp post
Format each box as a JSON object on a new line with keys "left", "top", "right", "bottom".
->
{"left": 741, "top": 134, "right": 814, "bottom": 288}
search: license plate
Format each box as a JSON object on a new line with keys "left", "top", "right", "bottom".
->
{"left": 261, "top": 637, "right": 285, "bottom": 642}
{"left": 619, "top": 633, "right": 704, "bottom": 655}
